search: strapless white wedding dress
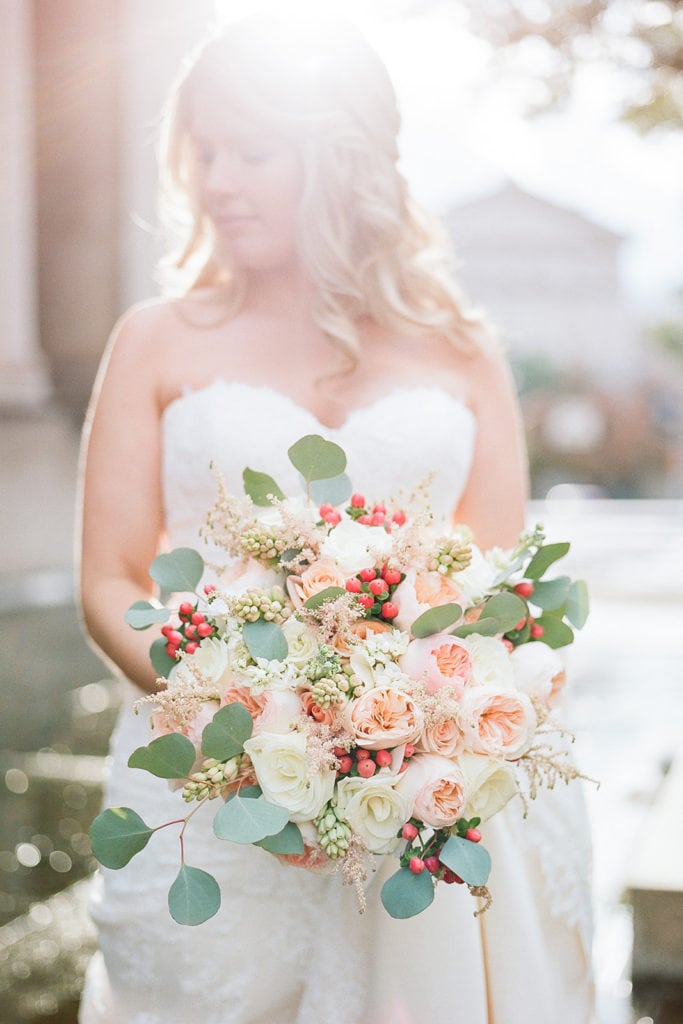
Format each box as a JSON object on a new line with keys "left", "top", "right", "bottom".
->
{"left": 80, "top": 382, "right": 594, "bottom": 1024}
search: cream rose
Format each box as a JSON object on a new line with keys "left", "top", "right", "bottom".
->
{"left": 396, "top": 753, "right": 466, "bottom": 828}
{"left": 243, "top": 732, "right": 335, "bottom": 823}
{"left": 400, "top": 634, "right": 473, "bottom": 696}
{"left": 346, "top": 687, "right": 423, "bottom": 750}
{"left": 459, "top": 751, "right": 518, "bottom": 822}
{"left": 392, "top": 568, "right": 464, "bottom": 633}
{"left": 510, "top": 643, "right": 564, "bottom": 706}
{"left": 319, "top": 519, "right": 392, "bottom": 577}
{"left": 336, "top": 774, "right": 410, "bottom": 854}
{"left": 460, "top": 687, "right": 537, "bottom": 760}
{"left": 453, "top": 546, "right": 498, "bottom": 605}
{"left": 462, "top": 634, "right": 514, "bottom": 689}
{"left": 252, "top": 690, "right": 302, "bottom": 735}
{"left": 169, "top": 637, "right": 233, "bottom": 690}
{"left": 280, "top": 619, "right": 319, "bottom": 668}
{"left": 286, "top": 558, "right": 347, "bottom": 609}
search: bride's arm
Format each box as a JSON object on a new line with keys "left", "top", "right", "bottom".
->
{"left": 78, "top": 307, "right": 167, "bottom": 693}
{"left": 453, "top": 345, "right": 529, "bottom": 549}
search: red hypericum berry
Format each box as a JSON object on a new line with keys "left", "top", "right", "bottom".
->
{"left": 514, "top": 581, "right": 535, "bottom": 598}
{"left": 345, "top": 577, "right": 362, "bottom": 593}
{"left": 359, "top": 567, "right": 377, "bottom": 582}
{"left": 166, "top": 629, "right": 183, "bottom": 647}
{"left": 502, "top": 638, "right": 514, "bottom": 652}
{"left": 357, "top": 758, "right": 377, "bottom": 778}
{"left": 203, "top": 583, "right": 216, "bottom": 595}
{"left": 368, "top": 578, "right": 388, "bottom": 596}
{"left": 333, "top": 745, "right": 347, "bottom": 757}
{"left": 355, "top": 749, "right": 371, "bottom": 761}
{"left": 402, "top": 823, "right": 418, "bottom": 840}
{"left": 370, "top": 512, "right": 386, "bottom": 526}
{"left": 337, "top": 756, "right": 353, "bottom": 774}
{"left": 357, "top": 514, "right": 373, "bottom": 525}
{"left": 375, "top": 749, "right": 392, "bottom": 768}
{"left": 351, "top": 493, "right": 366, "bottom": 508}
{"left": 190, "top": 612, "right": 205, "bottom": 626}
{"left": 409, "top": 856, "right": 425, "bottom": 874}
{"left": 372, "top": 503, "right": 386, "bottom": 515}
{"left": 184, "top": 641, "right": 199, "bottom": 655}
{"left": 357, "top": 594, "right": 374, "bottom": 610}
{"left": 185, "top": 625, "right": 199, "bottom": 641}
{"left": 382, "top": 568, "right": 402, "bottom": 586}
{"left": 160, "top": 624, "right": 172, "bottom": 637}
{"left": 443, "top": 869, "right": 464, "bottom": 885}
{"left": 399, "top": 760, "right": 408, "bottom": 773}
{"left": 178, "top": 601, "right": 194, "bottom": 619}
{"left": 318, "top": 503, "right": 335, "bottom": 517}
{"left": 381, "top": 602, "right": 399, "bottom": 620}
{"left": 424, "top": 856, "right": 440, "bottom": 874}
{"left": 165, "top": 643, "right": 179, "bottom": 658}
{"left": 514, "top": 617, "right": 527, "bottom": 632}
{"left": 530, "top": 624, "right": 545, "bottom": 639}
{"left": 323, "top": 510, "right": 342, "bottom": 526}
{"left": 392, "top": 510, "right": 406, "bottom": 526}
{"left": 197, "top": 622, "right": 213, "bottom": 638}
{"left": 404, "top": 743, "right": 415, "bottom": 758}
{"left": 465, "top": 828, "right": 482, "bottom": 843}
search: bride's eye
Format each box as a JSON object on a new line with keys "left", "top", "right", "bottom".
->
{"left": 240, "top": 146, "right": 275, "bottom": 166}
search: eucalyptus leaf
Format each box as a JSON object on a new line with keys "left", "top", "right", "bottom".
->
{"left": 451, "top": 618, "right": 501, "bottom": 639}
{"left": 124, "top": 601, "right": 170, "bottom": 630}
{"left": 440, "top": 835, "right": 491, "bottom": 886}
{"left": 149, "top": 637, "right": 177, "bottom": 679}
{"left": 308, "top": 473, "right": 352, "bottom": 507}
{"left": 380, "top": 867, "right": 435, "bottom": 919}
{"left": 303, "top": 586, "right": 345, "bottom": 610}
{"left": 242, "top": 467, "right": 286, "bottom": 506}
{"left": 150, "top": 547, "right": 204, "bottom": 593}
{"left": 535, "top": 616, "right": 574, "bottom": 649}
{"left": 288, "top": 434, "right": 347, "bottom": 482}
{"left": 411, "top": 603, "right": 463, "bottom": 639}
{"left": 528, "top": 576, "right": 571, "bottom": 610}
{"left": 255, "top": 821, "right": 305, "bottom": 855}
{"left": 242, "top": 619, "right": 288, "bottom": 662}
{"left": 213, "top": 793, "right": 289, "bottom": 844}
{"left": 128, "top": 733, "right": 196, "bottom": 779}
{"left": 525, "top": 542, "right": 570, "bottom": 580}
{"left": 566, "top": 579, "right": 590, "bottom": 629}
{"left": 168, "top": 864, "right": 221, "bottom": 926}
{"left": 201, "top": 703, "right": 253, "bottom": 760}
{"left": 90, "top": 807, "right": 154, "bottom": 869}
{"left": 480, "top": 592, "right": 527, "bottom": 632}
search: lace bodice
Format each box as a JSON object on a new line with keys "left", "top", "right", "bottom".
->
{"left": 161, "top": 381, "right": 477, "bottom": 548}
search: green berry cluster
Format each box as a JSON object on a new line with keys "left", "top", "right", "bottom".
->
{"left": 315, "top": 802, "right": 352, "bottom": 858}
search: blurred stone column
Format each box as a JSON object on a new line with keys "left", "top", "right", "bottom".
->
{"left": 0, "top": 0, "right": 51, "bottom": 409}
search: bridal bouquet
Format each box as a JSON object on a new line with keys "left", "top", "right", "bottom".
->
{"left": 90, "top": 434, "right": 589, "bottom": 925}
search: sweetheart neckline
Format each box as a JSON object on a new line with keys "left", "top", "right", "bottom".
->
{"left": 161, "top": 379, "right": 476, "bottom": 434}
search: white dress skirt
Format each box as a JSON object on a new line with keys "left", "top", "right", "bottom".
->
{"left": 80, "top": 382, "right": 594, "bottom": 1024}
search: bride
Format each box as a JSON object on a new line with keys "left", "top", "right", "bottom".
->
{"left": 78, "top": 11, "right": 593, "bottom": 1023}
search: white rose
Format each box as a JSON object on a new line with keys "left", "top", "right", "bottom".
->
{"left": 454, "top": 547, "right": 498, "bottom": 605}
{"left": 336, "top": 774, "right": 410, "bottom": 854}
{"left": 510, "top": 643, "right": 564, "bottom": 704}
{"left": 253, "top": 691, "right": 302, "bottom": 735}
{"left": 459, "top": 752, "right": 519, "bottom": 822}
{"left": 169, "top": 637, "right": 232, "bottom": 690}
{"left": 243, "top": 732, "right": 335, "bottom": 823}
{"left": 280, "top": 619, "right": 319, "bottom": 668}
{"left": 462, "top": 634, "right": 514, "bottom": 689}
{"left": 319, "top": 519, "right": 392, "bottom": 577}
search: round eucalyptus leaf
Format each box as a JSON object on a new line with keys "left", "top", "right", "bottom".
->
{"left": 451, "top": 618, "right": 500, "bottom": 639}
{"left": 149, "top": 548, "right": 204, "bottom": 593}
{"left": 439, "top": 835, "right": 491, "bottom": 886}
{"left": 124, "top": 601, "right": 170, "bottom": 630}
{"left": 168, "top": 864, "right": 221, "bottom": 926}
{"left": 201, "top": 703, "right": 253, "bottom": 760}
{"left": 242, "top": 619, "right": 288, "bottom": 662}
{"left": 411, "top": 603, "right": 463, "bottom": 638}
{"left": 303, "top": 586, "right": 345, "bottom": 610}
{"left": 480, "top": 592, "right": 527, "bottom": 632}
{"left": 149, "top": 637, "right": 177, "bottom": 679}
{"left": 242, "top": 467, "right": 286, "bottom": 506}
{"left": 288, "top": 434, "right": 347, "bottom": 482}
{"left": 90, "top": 807, "right": 154, "bottom": 869}
{"left": 308, "top": 473, "right": 352, "bottom": 507}
{"left": 213, "top": 793, "right": 289, "bottom": 844}
{"left": 534, "top": 615, "right": 574, "bottom": 649}
{"left": 380, "top": 867, "right": 435, "bottom": 919}
{"left": 525, "top": 542, "right": 570, "bottom": 580}
{"left": 528, "top": 576, "right": 571, "bottom": 611}
{"left": 566, "top": 579, "right": 589, "bottom": 629}
{"left": 128, "top": 733, "right": 196, "bottom": 779}
{"left": 255, "top": 821, "right": 305, "bottom": 855}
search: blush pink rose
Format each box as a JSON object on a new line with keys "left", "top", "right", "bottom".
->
{"left": 222, "top": 685, "right": 268, "bottom": 719}
{"left": 415, "top": 716, "right": 465, "bottom": 758}
{"left": 286, "top": 558, "right": 346, "bottom": 609}
{"left": 346, "top": 687, "right": 423, "bottom": 750}
{"left": 400, "top": 634, "right": 473, "bottom": 696}
{"left": 460, "top": 686, "right": 537, "bottom": 760}
{"left": 392, "top": 568, "right": 464, "bottom": 632}
{"left": 396, "top": 753, "right": 466, "bottom": 828}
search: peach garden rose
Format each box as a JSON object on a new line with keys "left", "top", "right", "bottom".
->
{"left": 459, "top": 687, "right": 537, "bottom": 760}
{"left": 400, "top": 634, "right": 473, "bottom": 696}
{"left": 396, "top": 753, "right": 467, "bottom": 828}
{"left": 286, "top": 557, "right": 346, "bottom": 609}
{"left": 346, "top": 686, "right": 423, "bottom": 750}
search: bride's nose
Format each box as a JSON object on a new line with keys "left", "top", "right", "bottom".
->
{"left": 204, "top": 150, "right": 243, "bottom": 199}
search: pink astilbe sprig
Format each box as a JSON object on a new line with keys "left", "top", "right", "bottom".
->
{"left": 340, "top": 833, "right": 371, "bottom": 914}
{"left": 200, "top": 464, "right": 256, "bottom": 558}
{"left": 297, "top": 591, "right": 365, "bottom": 646}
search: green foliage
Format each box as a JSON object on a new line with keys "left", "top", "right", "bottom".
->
{"left": 380, "top": 866, "right": 435, "bottom": 919}
{"left": 168, "top": 865, "right": 221, "bottom": 926}
{"left": 242, "top": 467, "right": 286, "bottom": 506}
{"left": 213, "top": 791, "right": 289, "bottom": 844}
{"left": 480, "top": 592, "right": 527, "bottom": 631}
{"left": 90, "top": 807, "right": 154, "bottom": 869}
{"left": 288, "top": 434, "right": 347, "bottom": 482}
{"left": 149, "top": 637, "right": 177, "bottom": 679}
{"left": 309, "top": 473, "right": 352, "bottom": 506}
{"left": 149, "top": 548, "right": 204, "bottom": 593}
{"left": 303, "top": 586, "right": 345, "bottom": 610}
{"left": 566, "top": 580, "right": 589, "bottom": 628}
{"left": 439, "top": 835, "right": 491, "bottom": 887}
{"left": 255, "top": 822, "right": 305, "bottom": 855}
{"left": 451, "top": 618, "right": 500, "bottom": 639}
{"left": 242, "top": 619, "right": 289, "bottom": 662}
{"left": 411, "top": 603, "right": 463, "bottom": 638}
{"left": 128, "top": 733, "right": 196, "bottom": 779}
{"left": 201, "top": 703, "right": 253, "bottom": 760}
{"left": 124, "top": 601, "right": 170, "bottom": 630}
{"left": 528, "top": 576, "right": 571, "bottom": 610}
{"left": 535, "top": 616, "right": 574, "bottom": 648}
{"left": 525, "top": 543, "right": 570, "bottom": 580}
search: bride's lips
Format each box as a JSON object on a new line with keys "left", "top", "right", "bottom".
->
{"left": 212, "top": 213, "right": 259, "bottom": 233}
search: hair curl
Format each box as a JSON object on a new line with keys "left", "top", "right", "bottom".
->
{"left": 157, "top": 12, "right": 494, "bottom": 359}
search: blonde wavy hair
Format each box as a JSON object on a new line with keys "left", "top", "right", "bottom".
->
{"left": 157, "top": 12, "right": 494, "bottom": 360}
